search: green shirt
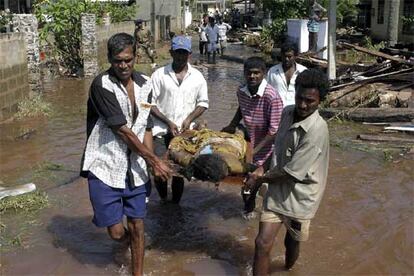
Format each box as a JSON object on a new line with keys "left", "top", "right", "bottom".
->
{"left": 264, "top": 106, "right": 329, "bottom": 219}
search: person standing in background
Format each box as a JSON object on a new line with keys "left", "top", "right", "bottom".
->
{"left": 198, "top": 14, "right": 209, "bottom": 56}
{"left": 205, "top": 16, "right": 219, "bottom": 64}
{"left": 217, "top": 17, "right": 232, "bottom": 56}
{"left": 266, "top": 42, "right": 307, "bottom": 107}
{"left": 307, "top": 1, "right": 326, "bottom": 53}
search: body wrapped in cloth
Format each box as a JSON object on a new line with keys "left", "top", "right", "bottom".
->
{"left": 168, "top": 129, "right": 256, "bottom": 182}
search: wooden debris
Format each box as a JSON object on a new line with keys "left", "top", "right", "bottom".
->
{"left": 340, "top": 42, "right": 412, "bottom": 65}
{"left": 321, "top": 107, "right": 414, "bottom": 122}
{"left": 384, "top": 125, "right": 414, "bottom": 133}
{"left": 357, "top": 134, "right": 414, "bottom": 143}
{"left": 330, "top": 68, "right": 414, "bottom": 91}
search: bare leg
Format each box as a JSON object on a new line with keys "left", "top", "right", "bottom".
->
{"left": 171, "top": 176, "right": 184, "bottom": 204}
{"left": 154, "top": 179, "right": 167, "bottom": 201}
{"left": 108, "top": 222, "right": 129, "bottom": 242}
{"left": 127, "top": 218, "right": 145, "bottom": 276}
{"left": 284, "top": 231, "right": 300, "bottom": 270}
{"left": 253, "top": 221, "right": 282, "bottom": 276}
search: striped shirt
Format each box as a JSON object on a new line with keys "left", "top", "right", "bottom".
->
{"left": 237, "top": 79, "right": 283, "bottom": 166}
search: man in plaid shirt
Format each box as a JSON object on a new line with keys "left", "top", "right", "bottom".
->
{"left": 222, "top": 56, "right": 283, "bottom": 219}
{"left": 81, "top": 33, "right": 172, "bottom": 276}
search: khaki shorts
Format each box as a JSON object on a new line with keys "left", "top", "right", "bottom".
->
{"left": 260, "top": 209, "right": 311, "bottom": 241}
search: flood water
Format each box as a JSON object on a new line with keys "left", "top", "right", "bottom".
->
{"left": 1, "top": 43, "right": 413, "bottom": 275}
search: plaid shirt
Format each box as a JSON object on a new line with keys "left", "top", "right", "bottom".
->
{"left": 237, "top": 79, "right": 283, "bottom": 166}
{"left": 81, "top": 69, "right": 153, "bottom": 188}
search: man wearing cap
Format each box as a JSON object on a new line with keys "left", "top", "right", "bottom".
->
{"left": 134, "top": 19, "right": 156, "bottom": 67}
{"left": 150, "top": 35, "right": 209, "bottom": 204}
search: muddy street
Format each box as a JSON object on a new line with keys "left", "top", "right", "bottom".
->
{"left": 0, "top": 44, "right": 413, "bottom": 275}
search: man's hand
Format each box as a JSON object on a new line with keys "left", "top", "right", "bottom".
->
{"left": 150, "top": 158, "right": 172, "bottom": 182}
{"left": 243, "top": 166, "right": 265, "bottom": 192}
{"left": 168, "top": 122, "right": 179, "bottom": 136}
{"left": 221, "top": 125, "right": 236, "bottom": 134}
{"left": 181, "top": 118, "right": 192, "bottom": 133}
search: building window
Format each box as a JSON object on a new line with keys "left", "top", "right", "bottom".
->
{"left": 402, "top": 0, "right": 414, "bottom": 35}
{"left": 377, "top": 0, "right": 384, "bottom": 24}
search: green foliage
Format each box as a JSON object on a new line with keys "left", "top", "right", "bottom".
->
{"left": 33, "top": 0, "right": 135, "bottom": 75}
{"left": 319, "top": 0, "right": 360, "bottom": 27}
{"left": 0, "top": 191, "right": 49, "bottom": 214}
{"left": 261, "top": 0, "right": 308, "bottom": 45}
{"left": 261, "top": 0, "right": 361, "bottom": 45}
{"left": 361, "top": 36, "right": 385, "bottom": 51}
{"left": 15, "top": 94, "right": 52, "bottom": 120}
{"left": 0, "top": 9, "right": 13, "bottom": 33}
{"left": 402, "top": 16, "right": 414, "bottom": 25}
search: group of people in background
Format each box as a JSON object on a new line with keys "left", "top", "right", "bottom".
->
{"left": 81, "top": 27, "right": 330, "bottom": 275}
{"left": 198, "top": 13, "right": 232, "bottom": 63}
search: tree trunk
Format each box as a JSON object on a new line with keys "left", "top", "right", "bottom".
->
{"left": 387, "top": 0, "right": 401, "bottom": 47}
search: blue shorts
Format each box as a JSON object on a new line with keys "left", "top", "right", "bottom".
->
{"left": 88, "top": 172, "right": 147, "bottom": 227}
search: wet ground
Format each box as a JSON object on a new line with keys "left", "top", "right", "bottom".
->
{"left": 1, "top": 42, "right": 413, "bottom": 275}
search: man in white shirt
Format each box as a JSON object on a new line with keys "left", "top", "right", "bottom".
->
{"left": 217, "top": 17, "right": 232, "bottom": 56}
{"left": 266, "top": 42, "right": 307, "bottom": 107}
{"left": 151, "top": 35, "right": 209, "bottom": 204}
{"left": 198, "top": 14, "right": 209, "bottom": 55}
{"left": 205, "top": 16, "right": 219, "bottom": 64}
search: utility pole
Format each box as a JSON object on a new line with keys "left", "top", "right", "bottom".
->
{"left": 327, "top": 0, "right": 337, "bottom": 80}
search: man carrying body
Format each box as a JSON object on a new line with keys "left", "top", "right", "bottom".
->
{"left": 134, "top": 19, "right": 156, "bottom": 68}
{"left": 244, "top": 69, "right": 330, "bottom": 274}
{"left": 81, "top": 33, "right": 172, "bottom": 276}
{"left": 217, "top": 17, "right": 232, "bottom": 56}
{"left": 266, "top": 42, "right": 307, "bottom": 108}
{"left": 150, "top": 35, "right": 209, "bottom": 204}
{"left": 222, "top": 57, "right": 283, "bottom": 219}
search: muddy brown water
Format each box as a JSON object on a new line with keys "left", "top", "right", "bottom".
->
{"left": 1, "top": 45, "right": 413, "bottom": 275}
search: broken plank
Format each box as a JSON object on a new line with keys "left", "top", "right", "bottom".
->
{"left": 330, "top": 68, "right": 414, "bottom": 91}
{"left": 357, "top": 134, "right": 414, "bottom": 143}
{"left": 321, "top": 108, "right": 414, "bottom": 122}
{"left": 384, "top": 126, "right": 414, "bottom": 133}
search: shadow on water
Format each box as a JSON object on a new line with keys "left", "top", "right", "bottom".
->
{"left": 47, "top": 215, "right": 114, "bottom": 267}
{"left": 45, "top": 182, "right": 255, "bottom": 274}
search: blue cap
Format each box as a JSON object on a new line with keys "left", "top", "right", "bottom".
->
{"left": 171, "top": 36, "right": 192, "bottom": 52}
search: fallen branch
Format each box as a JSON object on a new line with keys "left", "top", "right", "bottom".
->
{"left": 340, "top": 42, "right": 411, "bottom": 65}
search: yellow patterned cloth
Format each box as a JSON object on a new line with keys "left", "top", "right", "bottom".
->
{"left": 168, "top": 129, "right": 248, "bottom": 174}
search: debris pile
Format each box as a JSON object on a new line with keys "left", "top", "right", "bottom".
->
{"left": 304, "top": 41, "right": 414, "bottom": 123}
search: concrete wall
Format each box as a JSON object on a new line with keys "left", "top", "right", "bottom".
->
{"left": 96, "top": 22, "right": 135, "bottom": 70}
{"left": 135, "top": 0, "right": 182, "bottom": 43}
{"left": 0, "top": 33, "right": 30, "bottom": 121}
{"left": 370, "top": 0, "right": 414, "bottom": 43}
{"left": 81, "top": 13, "right": 135, "bottom": 78}
{"left": 12, "top": 14, "right": 41, "bottom": 93}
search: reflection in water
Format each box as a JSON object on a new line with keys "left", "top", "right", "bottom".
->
{"left": 0, "top": 44, "right": 413, "bottom": 275}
